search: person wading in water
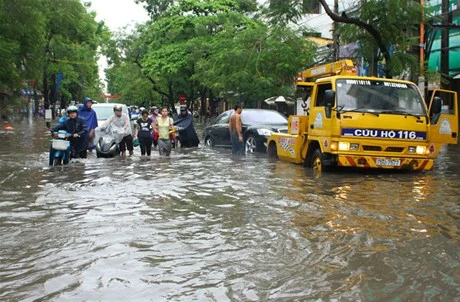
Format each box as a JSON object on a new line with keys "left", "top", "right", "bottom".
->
{"left": 228, "top": 104, "right": 244, "bottom": 156}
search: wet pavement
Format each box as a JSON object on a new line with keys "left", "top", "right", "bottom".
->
{"left": 1, "top": 119, "right": 459, "bottom": 301}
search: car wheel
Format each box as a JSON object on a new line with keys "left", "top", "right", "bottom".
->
{"left": 267, "top": 142, "right": 278, "bottom": 159}
{"left": 205, "top": 136, "right": 214, "bottom": 148}
{"left": 245, "top": 135, "right": 257, "bottom": 154}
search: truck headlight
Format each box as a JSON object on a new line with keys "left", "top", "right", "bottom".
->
{"left": 257, "top": 128, "right": 273, "bottom": 136}
{"left": 338, "top": 142, "right": 349, "bottom": 151}
{"left": 416, "top": 146, "right": 426, "bottom": 155}
{"left": 408, "top": 146, "right": 427, "bottom": 154}
{"left": 337, "top": 142, "right": 359, "bottom": 151}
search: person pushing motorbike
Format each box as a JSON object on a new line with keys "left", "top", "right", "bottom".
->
{"left": 101, "top": 105, "right": 134, "bottom": 157}
{"left": 173, "top": 105, "right": 200, "bottom": 148}
{"left": 48, "top": 106, "right": 89, "bottom": 162}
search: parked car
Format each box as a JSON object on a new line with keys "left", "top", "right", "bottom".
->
{"left": 202, "top": 109, "right": 288, "bottom": 153}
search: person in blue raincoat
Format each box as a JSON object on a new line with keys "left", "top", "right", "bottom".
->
{"left": 58, "top": 108, "right": 68, "bottom": 124}
{"left": 173, "top": 105, "right": 200, "bottom": 148}
{"left": 78, "top": 97, "right": 98, "bottom": 151}
{"left": 49, "top": 106, "right": 88, "bottom": 162}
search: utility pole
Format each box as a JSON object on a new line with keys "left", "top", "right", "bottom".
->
{"left": 441, "top": 0, "right": 450, "bottom": 89}
{"left": 419, "top": 0, "right": 426, "bottom": 98}
{"left": 332, "top": 0, "right": 339, "bottom": 60}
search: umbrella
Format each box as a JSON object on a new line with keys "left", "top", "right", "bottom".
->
{"left": 264, "top": 96, "right": 296, "bottom": 106}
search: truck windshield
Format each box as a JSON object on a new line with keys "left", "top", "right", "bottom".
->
{"left": 335, "top": 79, "right": 426, "bottom": 115}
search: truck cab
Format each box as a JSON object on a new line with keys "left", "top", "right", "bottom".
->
{"left": 267, "top": 75, "right": 458, "bottom": 172}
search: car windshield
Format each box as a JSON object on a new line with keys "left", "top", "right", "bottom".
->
{"left": 335, "top": 79, "right": 426, "bottom": 115}
{"left": 242, "top": 110, "right": 287, "bottom": 124}
{"left": 93, "top": 106, "right": 123, "bottom": 120}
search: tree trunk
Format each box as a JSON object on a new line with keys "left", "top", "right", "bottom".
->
{"left": 43, "top": 72, "right": 49, "bottom": 110}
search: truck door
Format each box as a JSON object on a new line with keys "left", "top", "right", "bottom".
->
{"left": 308, "top": 82, "right": 333, "bottom": 140}
{"left": 428, "top": 89, "right": 458, "bottom": 144}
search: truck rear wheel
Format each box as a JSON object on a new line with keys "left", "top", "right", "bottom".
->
{"left": 267, "top": 142, "right": 278, "bottom": 159}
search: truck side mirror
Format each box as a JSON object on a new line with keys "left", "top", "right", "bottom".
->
{"left": 324, "top": 90, "right": 335, "bottom": 118}
{"left": 431, "top": 96, "right": 442, "bottom": 115}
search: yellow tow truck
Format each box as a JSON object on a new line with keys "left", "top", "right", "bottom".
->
{"left": 267, "top": 60, "right": 459, "bottom": 171}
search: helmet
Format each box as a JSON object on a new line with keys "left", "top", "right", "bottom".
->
{"left": 179, "top": 105, "right": 188, "bottom": 111}
{"left": 113, "top": 104, "right": 123, "bottom": 111}
{"left": 67, "top": 106, "right": 78, "bottom": 113}
{"left": 152, "top": 106, "right": 158, "bottom": 110}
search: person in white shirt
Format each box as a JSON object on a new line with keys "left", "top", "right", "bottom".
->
{"left": 103, "top": 105, "right": 134, "bottom": 157}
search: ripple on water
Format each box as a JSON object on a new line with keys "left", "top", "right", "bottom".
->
{"left": 1, "top": 122, "right": 460, "bottom": 301}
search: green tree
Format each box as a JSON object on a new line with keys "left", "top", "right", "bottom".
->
{"left": 113, "top": 0, "right": 315, "bottom": 114}
{"left": 0, "top": 0, "right": 46, "bottom": 115}
{"left": 319, "top": 0, "right": 422, "bottom": 78}
{"left": 267, "top": 0, "right": 423, "bottom": 78}
{"left": 40, "top": 0, "right": 103, "bottom": 110}
{"left": 0, "top": 0, "right": 105, "bottom": 116}
{"left": 195, "top": 21, "right": 316, "bottom": 105}
{"left": 104, "top": 26, "right": 169, "bottom": 107}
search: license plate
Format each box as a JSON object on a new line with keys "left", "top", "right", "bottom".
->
{"left": 376, "top": 158, "right": 401, "bottom": 166}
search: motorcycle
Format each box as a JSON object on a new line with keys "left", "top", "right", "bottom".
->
{"left": 95, "top": 125, "right": 124, "bottom": 158}
{"left": 49, "top": 130, "right": 71, "bottom": 166}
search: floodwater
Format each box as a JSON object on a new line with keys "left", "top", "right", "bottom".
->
{"left": 1, "top": 119, "right": 459, "bottom": 301}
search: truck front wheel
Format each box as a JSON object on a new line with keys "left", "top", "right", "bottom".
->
{"left": 311, "top": 149, "right": 326, "bottom": 172}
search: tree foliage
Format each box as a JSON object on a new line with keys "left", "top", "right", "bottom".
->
{"left": 106, "top": 0, "right": 316, "bottom": 110}
{"left": 267, "top": 0, "right": 423, "bottom": 78}
{"left": 319, "top": 0, "right": 422, "bottom": 78}
{"left": 0, "top": 0, "right": 105, "bottom": 115}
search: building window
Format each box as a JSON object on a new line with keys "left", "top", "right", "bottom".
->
{"left": 303, "top": 0, "right": 320, "bottom": 14}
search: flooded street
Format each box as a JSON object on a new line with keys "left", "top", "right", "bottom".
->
{"left": 1, "top": 119, "right": 459, "bottom": 301}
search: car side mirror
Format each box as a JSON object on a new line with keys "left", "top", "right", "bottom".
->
{"left": 324, "top": 90, "right": 335, "bottom": 118}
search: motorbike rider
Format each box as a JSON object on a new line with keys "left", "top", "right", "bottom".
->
{"left": 173, "top": 105, "right": 200, "bottom": 148}
{"left": 48, "top": 105, "right": 88, "bottom": 163}
{"left": 101, "top": 105, "right": 134, "bottom": 157}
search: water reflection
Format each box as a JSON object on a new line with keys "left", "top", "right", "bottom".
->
{"left": 0, "top": 120, "right": 459, "bottom": 301}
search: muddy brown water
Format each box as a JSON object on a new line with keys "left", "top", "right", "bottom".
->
{"left": 0, "top": 119, "right": 459, "bottom": 301}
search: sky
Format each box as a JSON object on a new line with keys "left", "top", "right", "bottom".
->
{"left": 85, "top": 0, "right": 150, "bottom": 93}
{"left": 87, "top": 0, "right": 149, "bottom": 32}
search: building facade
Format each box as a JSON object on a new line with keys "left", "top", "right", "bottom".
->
{"left": 425, "top": 0, "right": 460, "bottom": 90}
